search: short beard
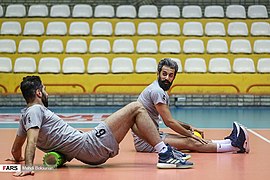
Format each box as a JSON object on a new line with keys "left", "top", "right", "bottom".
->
{"left": 158, "top": 77, "right": 172, "bottom": 91}
{"left": 41, "top": 92, "right": 48, "bottom": 107}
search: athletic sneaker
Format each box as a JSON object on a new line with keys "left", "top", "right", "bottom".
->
{"left": 224, "top": 121, "right": 240, "bottom": 142}
{"left": 225, "top": 122, "right": 250, "bottom": 153}
{"left": 172, "top": 147, "right": 191, "bottom": 160}
{"left": 157, "top": 144, "right": 194, "bottom": 169}
{"left": 237, "top": 124, "right": 250, "bottom": 153}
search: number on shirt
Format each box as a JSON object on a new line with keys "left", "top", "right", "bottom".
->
{"left": 95, "top": 129, "right": 106, "bottom": 138}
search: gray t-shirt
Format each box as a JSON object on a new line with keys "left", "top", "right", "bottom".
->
{"left": 138, "top": 80, "right": 169, "bottom": 128}
{"left": 17, "top": 104, "right": 85, "bottom": 161}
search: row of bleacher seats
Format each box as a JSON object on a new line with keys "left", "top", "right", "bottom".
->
{"left": 0, "top": 4, "right": 268, "bottom": 19}
{"left": 1, "top": 38, "right": 270, "bottom": 54}
{"left": 0, "top": 56, "right": 269, "bottom": 73}
{"left": 1, "top": 21, "right": 270, "bottom": 36}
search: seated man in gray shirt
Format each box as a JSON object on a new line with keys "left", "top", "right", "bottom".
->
{"left": 7, "top": 76, "right": 193, "bottom": 177}
{"left": 132, "top": 58, "right": 250, "bottom": 154}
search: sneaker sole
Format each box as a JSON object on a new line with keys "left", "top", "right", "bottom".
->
{"left": 239, "top": 125, "right": 250, "bottom": 153}
{"left": 182, "top": 154, "right": 191, "bottom": 160}
{"left": 157, "top": 163, "right": 193, "bottom": 169}
{"left": 233, "top": 121, "right": 241, "bottom": 137}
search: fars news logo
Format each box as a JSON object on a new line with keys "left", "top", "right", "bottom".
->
{"left": 0, "top": 164, "right": 21, "bottom": 172}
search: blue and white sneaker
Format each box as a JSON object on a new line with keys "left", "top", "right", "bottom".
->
{"left": 236, "top": 124, "right": 250, "bottom": 153}
{"left": 225, "top": 121, "right": 241, "bottom": 142}
{"left": 172, "top": 147, "right": 191, "bottom": 160}
{"left": 157, "top": 144, "right": 194, "bottom": 169}
{"left": 225, "top": 122, "right": 250, "bottom": 153}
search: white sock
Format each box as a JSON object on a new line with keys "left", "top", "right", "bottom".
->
{"left": 212, "top": 139, "right": 231, "bottom": 144}
{"left": 216, "top": 143, "right": 239, "bottom": 153}
{"left": 154, "top": 142, "right": 168, "bottom": 153}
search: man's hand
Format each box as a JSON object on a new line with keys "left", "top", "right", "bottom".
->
{"left": 5, "top": 157, "right": 25, "bottom": 162}
{"left": 13, "top": 171, "right": 34, "bottom": 177}
{"left": 192, "top": 128, "right": 204, "bottom": 138}
{"left": 191, "top": 134, "right": 208, "bottom": 144}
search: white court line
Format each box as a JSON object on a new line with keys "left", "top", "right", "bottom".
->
{"left": 248, "top": 129, "right": 270, "bottom": 144}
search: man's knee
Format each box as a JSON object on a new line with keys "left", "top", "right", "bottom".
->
{"left": 128, "top": 101, "right": 146, "bottom": 113}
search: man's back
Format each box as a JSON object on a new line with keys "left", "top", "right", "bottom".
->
{"left": 17, "top": 104, "right": 85, "bottom": 161}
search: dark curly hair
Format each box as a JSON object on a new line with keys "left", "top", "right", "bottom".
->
{"left": 157, "top": 58, "right": 178, "bottom": 76}
{"left": 20, "top": 76, "right": 43, "bottom": 103}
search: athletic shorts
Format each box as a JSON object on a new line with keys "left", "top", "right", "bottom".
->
{"left": 75, "top": 122, "right": 119, "bottom": 165}
{"left": 132, "top": 131, "right": 167, "bottom": 153}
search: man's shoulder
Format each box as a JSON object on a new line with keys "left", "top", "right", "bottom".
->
{"left": 149, "top": 82, "right": 165, "bottom": 94}
{"left": 25, "top": 104, "right": 49, "bottom": 116}
{"left": 28, "top": 104, "right": 44, "bottom": 111}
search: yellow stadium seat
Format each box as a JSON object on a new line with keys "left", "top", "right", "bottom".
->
{"left": 42, "top": 39, "right": 64, "bottom": 53}
{"left": 233, "top": 58, "right": 255, "bottom": 73}
{"left": 87, "top": 57, "right": 110, "bottom": 74}
{"left": 94, "top": 5, "right": 114, "bottom": 18}
{"left": 0, "top": 39, "right": 16, "bottom": 53}
{"left": 28, "top": 4, "right": 48, "bottom": 17}
{"left": 66, "top": 39, "right": 87, "bottom": 54}
{"left": 182, "top": 5, "right": 202, "bottom": 18}
{"left": 50, "top": 4, "right": 70, "bottom": 17}
{"left": 183, "top": 22, "right": 203, "bottom": 36}
{"left": 204, "top": 5, "right": 224, "bottom": 18}
{"left": 209, "top": 58, "right": 231, "bottom": 73}
{"left": 89, "top": 39, "right": 111, "bottom": 53}
{"left": 160, "top": 22, "right": 181, "bottom": 36}
{"left": 46, "top": 21, "right": 67, "bottom": 36}
{"left": 0, "top": 57, "right": 12, "bottom": 72}
{"left": 116, "top": 5, "right": 136, "bottom": 18}
{"left": 226, "top": 5, "right": 246, "bottom": 18}
{"left": 257, "top": 58, "right": 270, "bottom": 73}
{"left": 0, "top": 21, "right": 22, "bottom": 35}
{"left": 136, "top": 39, "right": 158, "bottom": 54}
{"left": 207, "top": 39, "right": 228, "bottom": 54}
{"left": 248, "top": 5, "right": 268, "bottom": 18}
{"left": 18, "top": 39, "right": 40, "bottom": 53}
{"left": 138, "top": 5, "right": 158, "bottom": 18}
{"left": 23, "top": 21, "right": 44, "bottom": 36}
{"left": 5, "top": 4, "right": 26, "bottom": 17}
{"left": 159, "top": 39, "right": 181, "bottom": 54}
{"left": 62, "top": 57, "right": 85, "bottom": 73}
{"left": 72, "top": 4, "right": 92, "bottom": 18}
{"left": 184, "top": 58, "right": 206, "bottom": 73}
{"left": 14, "top": 57, "right": 36, "bottom": 73}
{"left": 111, "top": 57, "right": 134, "bottom": 73}
{"left": 230, "top": 39, "right": 252, "bottom": 54}
{"left": 183, "top": 39, "right": 204, "bottom": 54}
{"left": 137, "top": 22, "right": 158, "bottom": 36}
{"left": 135, "top": 57, "right": 157, "bottom": 73}
{"left": 115, "top": 22, "right": 136, "bottom": 36}
{"left": 160, "top": 5, "right": 180, "bottom": 18}
{"left": 38, "top": 57, "right": 61, "bottom": 73}
{"left": 112, "top": 39, "right": 134, "bottom": 53}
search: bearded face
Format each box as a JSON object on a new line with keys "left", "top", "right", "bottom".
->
{"left": 158, "top": 77, "right": 172, "bottom": 91}
{"left": 157, "top": 66, "right": 176, "bottom": 91}
{"left": 41, "top": 86, "right": 49, "bottom": 107}
{"left": 41, "top": 91, "right": 48, "bottom": 107}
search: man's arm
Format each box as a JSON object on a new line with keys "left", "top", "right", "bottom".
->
{"left": 24, "top": 127, "right": 39, "bottom": 166}
{"left": 8, "top": 135, "right": 26, "bottom": 162}
{"left": 155, "top": 103, "right": 207, "bottom": 143}
{"left": 155, "top": 103, "right": 193, "bottom": 137}
{"left": 13, "top": 127, "right": 39, "bottom": 177}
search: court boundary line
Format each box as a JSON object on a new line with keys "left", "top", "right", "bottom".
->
{"left": 248, "top": 129, "right": 270, "bottom": 144}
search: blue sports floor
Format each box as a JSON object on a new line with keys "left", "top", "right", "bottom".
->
{"left": 0, "top": 106, "right": 269, "bottom": 129}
